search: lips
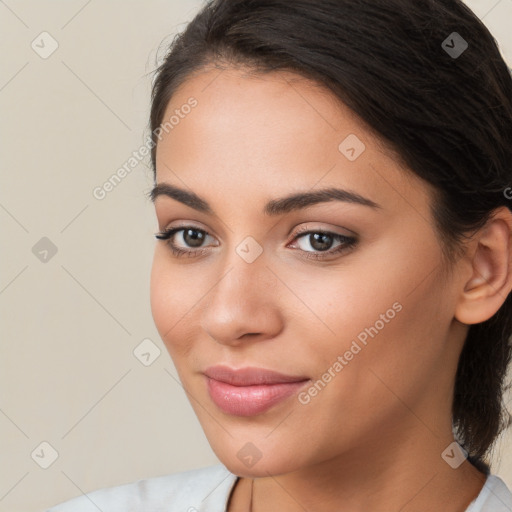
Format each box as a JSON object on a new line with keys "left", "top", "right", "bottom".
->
{"left": 204, "top": 365, "right": 310, "bottom": 416}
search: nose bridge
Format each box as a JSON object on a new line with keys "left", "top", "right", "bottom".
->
{"left": 215, "top": 214, "right": 270, "bottom": 287}
{"left": 211, "top": 239, "right": 271, "bottom": 311}
{"left": 200, "top": 239, "right": 282, "bottom": 343}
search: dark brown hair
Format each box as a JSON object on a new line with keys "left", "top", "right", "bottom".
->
{"left": 148, "top": 0, "right": 512, "bottom": 473}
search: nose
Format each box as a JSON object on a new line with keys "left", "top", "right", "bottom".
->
{"left": 200, "top": 256, "right": 284, "bottom": 347}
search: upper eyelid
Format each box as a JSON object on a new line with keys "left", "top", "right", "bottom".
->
{"left": 156, "top": 208, "right": 359, "bottom": 236}
{"left": 292, "top": 224, "right": 355, "bottom": 237}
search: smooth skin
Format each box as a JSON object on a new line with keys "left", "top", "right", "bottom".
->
{"left": 149, "top": 65, "right": 512, "bottom": 512}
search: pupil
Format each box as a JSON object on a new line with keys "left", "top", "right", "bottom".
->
{"left": 185, "top": 229, "right": 204, "bottom": 248}
{"left": 311, "top": 233, "right": 332, "bottom": 251}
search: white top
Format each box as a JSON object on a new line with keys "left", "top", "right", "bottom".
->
{"left": 44, "top": 464, "right": 512, "bottom": 512}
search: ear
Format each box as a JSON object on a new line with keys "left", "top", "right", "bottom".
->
{"left": 455, "top": 206, "right": 512, "bottom": 325}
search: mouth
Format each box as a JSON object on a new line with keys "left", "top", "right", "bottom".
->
{"left": 203, "top": 365, "right": 310, "bottom": 416}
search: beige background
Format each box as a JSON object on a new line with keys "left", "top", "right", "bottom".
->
{"left": 1, "top": 1, "right": 512, "bottom": 511}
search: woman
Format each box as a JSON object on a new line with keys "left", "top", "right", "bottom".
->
{"left": 46, "top": 0, "right": 512, "bottom": 510}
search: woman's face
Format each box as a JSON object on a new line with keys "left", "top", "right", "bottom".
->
{"left": 150, "top": 66, "right": 469, "bottom": 477}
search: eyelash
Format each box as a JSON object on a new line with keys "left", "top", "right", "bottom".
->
{"left": 154, "top": 225, "right": 358, "bottom": 261}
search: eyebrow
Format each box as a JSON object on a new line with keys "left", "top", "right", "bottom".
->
{"left": 149, "top": 182, "right": 381, "bottom": 215}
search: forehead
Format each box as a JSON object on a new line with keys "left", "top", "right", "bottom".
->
{"left": 160, "top": 66, "right": 368, "bottom": 154}
{"left": 154, "top": 66, "right": 433, "bottom": 219}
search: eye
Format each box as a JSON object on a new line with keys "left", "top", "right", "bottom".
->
{"left": 288, "top": 226, "right": 358, "bottom": 260}
{"left": 154, "top": 224, "right": 358, "bottom": 261}
{"left": 154, "top": 226, "right": 215, "bottom": 258}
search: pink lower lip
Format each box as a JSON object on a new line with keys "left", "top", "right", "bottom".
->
{"left": 206, "top": 377, "right": 309, "bottom": 416}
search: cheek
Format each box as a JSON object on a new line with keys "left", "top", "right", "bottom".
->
{"left": 149, "top": 250, "right": 195, "bottom": 358}
{"left": 318, "top": 235, "right": 445, "bottom": 345}
{"left": 287, "top": 237, "right": 449, "bottom": 390}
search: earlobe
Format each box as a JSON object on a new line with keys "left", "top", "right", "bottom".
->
{"left": 455, "top": 207, "right": 512, "bottom": 325}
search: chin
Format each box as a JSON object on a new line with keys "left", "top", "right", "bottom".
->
{"left": 220, "top": 454, "right": 301, "bottom": 479}
{"left": 206, "top": 433, "right": 308, "bottom": 478}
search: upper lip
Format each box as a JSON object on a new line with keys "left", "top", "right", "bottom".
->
{"left": 204, "top": 365, "right": 310, "bottom": 386}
